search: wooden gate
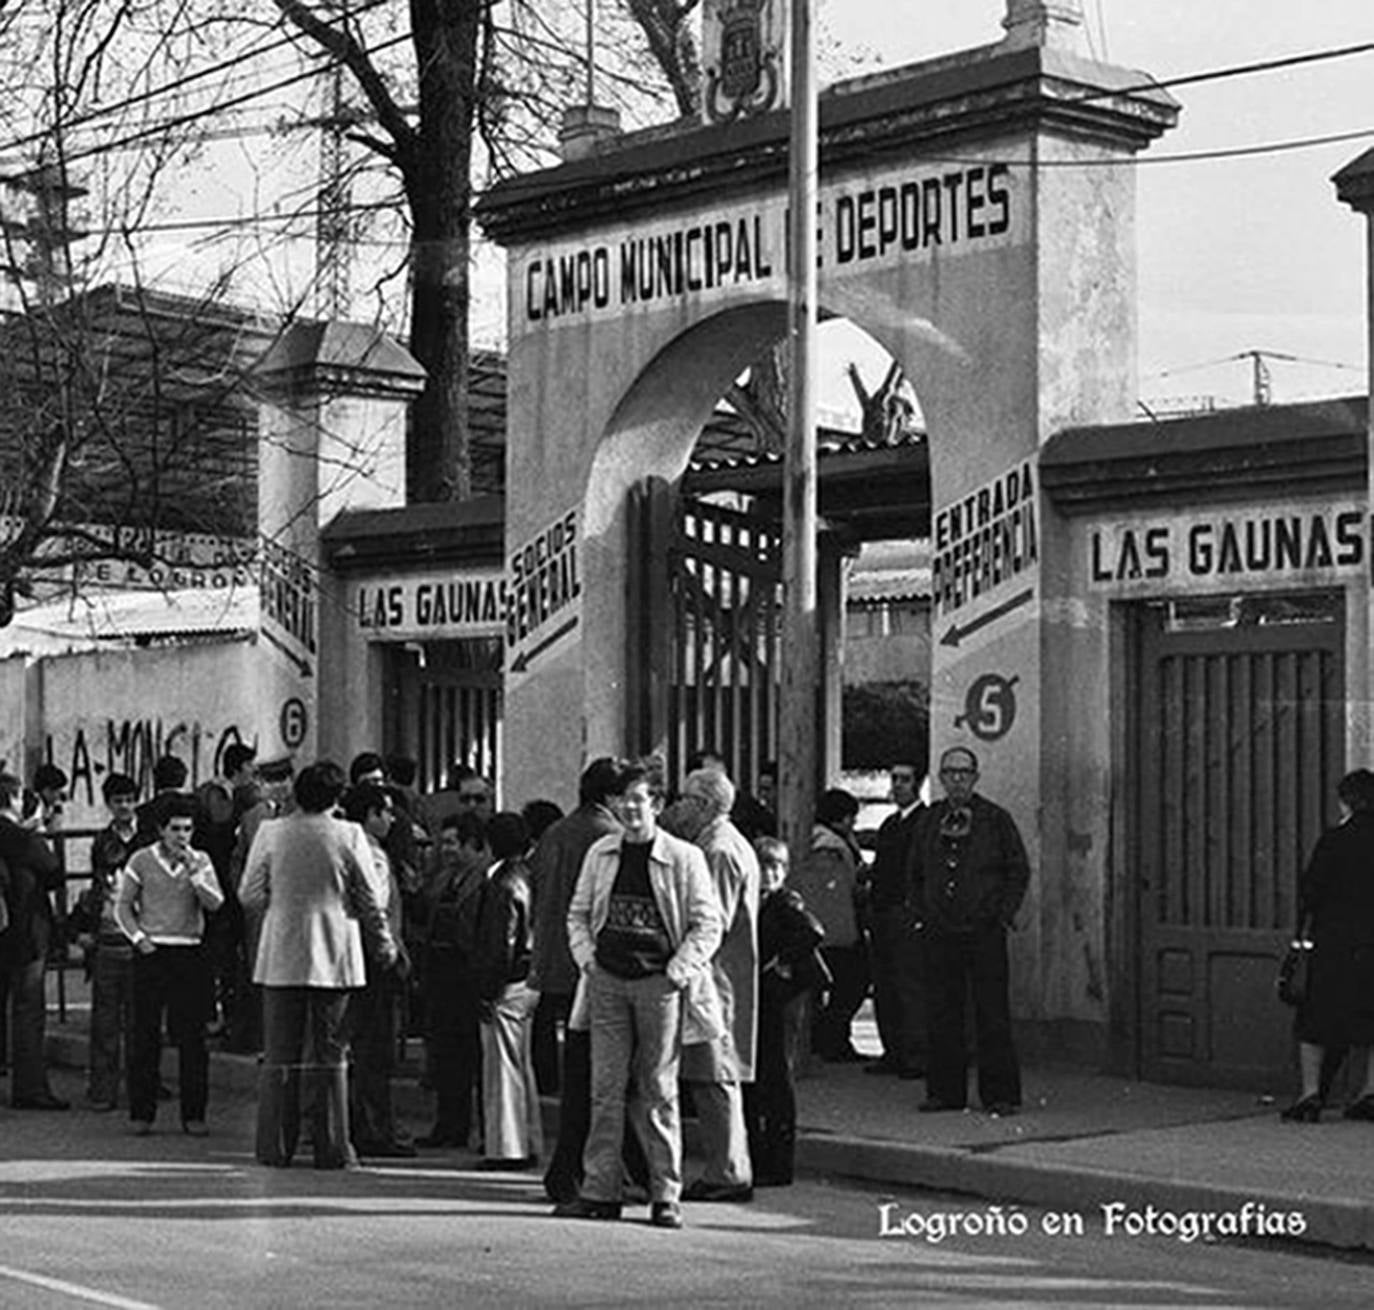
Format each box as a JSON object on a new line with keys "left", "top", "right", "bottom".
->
{"left": 627, "top": 481, "right": 782, "bottom": 792}
{"left": 1132, "top": 591, "right": 1344, "bottom": 1088}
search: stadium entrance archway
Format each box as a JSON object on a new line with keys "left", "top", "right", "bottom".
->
{"left": 478, "top": 12, "right": 1177, "bottom": 1060}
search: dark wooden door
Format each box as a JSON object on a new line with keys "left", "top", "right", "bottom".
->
{"left": 1134, "top": 592, "right": 1344, "bottom": 1088}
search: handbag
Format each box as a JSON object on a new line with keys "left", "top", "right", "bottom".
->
{"left": 1276, "top": 920, "right": 1313, "bottom": 1007}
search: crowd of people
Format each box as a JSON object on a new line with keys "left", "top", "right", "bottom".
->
{"left": 3, "top": 728, "right": 1370, "bottom": 1224}
{"left": 0, "top": 741, "right": 1045, "bottom": 1222}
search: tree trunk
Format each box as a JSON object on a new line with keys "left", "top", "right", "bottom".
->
{"left": 401, "top": 1, "right": 482, "bottom": 503}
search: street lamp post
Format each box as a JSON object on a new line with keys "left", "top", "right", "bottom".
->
{"left": 779, "top": 0, "right": 818, "bottom": 861}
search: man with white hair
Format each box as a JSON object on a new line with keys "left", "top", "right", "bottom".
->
{"left": 677, "top": 766, "right": 760, "bottom": 1203}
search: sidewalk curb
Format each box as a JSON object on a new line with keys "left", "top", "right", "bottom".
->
{"left": 796, "top": 1132, "right": 1374, "bottom": 1252}
{"left": 47, "top": 1030, "right": 1372, "bottom": 1251}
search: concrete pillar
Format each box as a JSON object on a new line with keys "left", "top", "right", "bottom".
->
{"left": 817, "top": 535, "right": 849, "bottom": 786}
{"left": 1332, "top": 148, "right": 1374, "bottom": 763}
{"left": 559, "top": 105, "right": 622, "bottom": 163}
{"left": 254, "top": 321, "right": 424, "bottom": 764}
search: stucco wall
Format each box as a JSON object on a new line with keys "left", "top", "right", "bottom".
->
{"left": 35, "top": 639, "right": 262, "bottom": 829}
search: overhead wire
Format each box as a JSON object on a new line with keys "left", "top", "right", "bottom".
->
{"left": 7, "top": 24, "right": 1374, "bottom": 259}
{"left": 0, "top": 0, "right": 396, "bottom": 158}
{"left": 5, "top": 20, "right": 1373, "bottom": 168}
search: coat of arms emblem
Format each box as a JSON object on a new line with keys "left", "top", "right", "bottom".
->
{"left": 706, "top": 0, "right": 781, "bottom": 123}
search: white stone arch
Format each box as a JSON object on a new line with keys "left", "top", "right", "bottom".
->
{"left": 578, "top": 297, "right": 957, "bottom": 761}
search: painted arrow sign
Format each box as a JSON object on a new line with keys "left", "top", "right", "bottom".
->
{"left": 509, "top": 614, "right": 579, "bottom": 674}
{"left": 939, "top": 587, "right": 1035, "bottom": 649}
{"left": 261, "top": 626, "right": 314, "bottom": 678}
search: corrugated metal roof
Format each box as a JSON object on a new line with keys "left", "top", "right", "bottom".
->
{"left": 0, "top": 586, "right": 258, "bottom": 657}
{"left": 847, "top": 569, "right": 930, "bottom": 603}
{"left": 846, "top": 540, "right": 931, "bottom": 603}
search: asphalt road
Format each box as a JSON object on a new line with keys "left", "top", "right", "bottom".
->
{"left": 0, "top": 1073, "right": 1369, "bottom": 1309}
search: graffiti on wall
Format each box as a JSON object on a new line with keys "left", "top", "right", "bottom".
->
{"left": 48, "top": 717, "right": 255, "bottom": 808}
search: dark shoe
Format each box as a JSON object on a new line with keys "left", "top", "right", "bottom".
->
{"left": 183, "top": 1120, "right": 209, "bottom": 1137}
{"left": 650, "top": 1201, "right": 683, "bottom": 1229}
{"left": 1280, "top": 1094, "right": 1323, "bottom": 1123}
{"left": 88, "top": 1099, "right": 118, "bottom": 1113}
{"left": 12, "top": 1093, "right": 70, "bottom": 1111}
{"left": 312, "top": 1145, "right": 362, "bottom": 1171}
{"left": 477, "top": 1156, "right": 534, "bottom": 1171}
{"left": 1342, "top": 1095, "right": 1374, "bottom": 1122}
{"left": 918, "top": 1097, "right": 965, "bottom": 1113}
{"left": 898, "top": 1066, "right": 926, "bottom": 1081}
{"left": 682, "top": 1179, "right": 754, "bottom": 1203}
{"left": 544, "top": 1175, "right": 580, "bottom": 1205}
{"left": 552, "top": 1197, "right": 622, "bottom": 1220}
{"left": 131, "top": 1120, "right": 154, "bottom": 1137}
{"left": 985, "top": 1102, "right": 1019, "bottom": 1117}
{"left": 358, "top": 1139, "right": 418, "bottom": 1159}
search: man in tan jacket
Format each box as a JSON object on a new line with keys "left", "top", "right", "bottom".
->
{"left": 240, "top": 761, "right": 397, "bottom": 1170}
{"left": 675, "top": 767, "right": 760, "bottom": 1204}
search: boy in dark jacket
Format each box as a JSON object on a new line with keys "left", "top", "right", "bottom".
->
{"left": 473, "top": 812, "right": 541, "bottom": 1167}
{"left": 417, "top": 812, "right": 489, "bottom": 1149}
{"left": 86, "top": 773, "right": 140, "bottom": 1109}
{"left": 744, "top": 836, "right": 826, "bottom": 1186}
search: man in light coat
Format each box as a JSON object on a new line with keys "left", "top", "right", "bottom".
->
{"left": 554, "top": 760, "right": 723, "bottom": 1231}
{"left": 675, "top": 767, "right": 760, "bottom": 1203}
{"left": 240, "top": 761, "right": 397, "bottom": 1170}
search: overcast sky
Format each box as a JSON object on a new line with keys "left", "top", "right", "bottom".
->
{"left": 825, "top": 0, "right": 1374, "bottom": 409}
{"left": 153, "top": 1, "right": 1374, "bottom": 414}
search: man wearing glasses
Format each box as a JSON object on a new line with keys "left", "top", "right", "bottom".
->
{"left": 457, "top": 776, "right": 495, "bottom": 826}
{"left": 910, "top": 746, "right": 1029, "bottom": 1117}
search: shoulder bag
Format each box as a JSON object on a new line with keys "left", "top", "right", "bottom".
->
{"left": 1276, "top": 918, "right": 1313, "bottom": 1008}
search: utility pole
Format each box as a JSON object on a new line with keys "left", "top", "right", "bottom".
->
{"left": 779, "top": 0, "right": 818, "bottom": 860}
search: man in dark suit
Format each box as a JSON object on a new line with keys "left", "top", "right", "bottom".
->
{"left": 528, "top": 758, "right": 624, "bottom": 1096}
{"left": 0, "top": 771, "right": 68, "bottom": 1109}
{"left": 863, "top": 761, "right": 927, "bottom": 1081}
{"left": 912, "top": 747, "right": 1030, "bottom": 1117}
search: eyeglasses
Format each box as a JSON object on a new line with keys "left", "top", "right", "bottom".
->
{"left": 458, "top": 792, "right": 488, "bottom": 805}
{"left": 941, "top": 767, "right": 977, "bottom": 779}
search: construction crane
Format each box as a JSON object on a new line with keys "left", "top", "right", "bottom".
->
{"left": 1155, "top": 348, "right": 1362, "bottom": 409}
{"left": 311, "top": 1, "right": 357, "bottom": 321}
